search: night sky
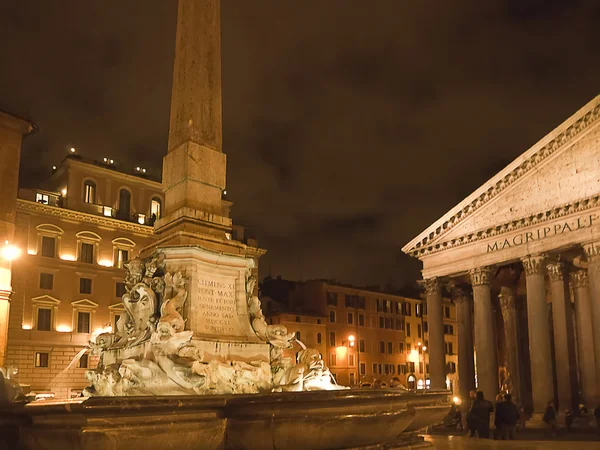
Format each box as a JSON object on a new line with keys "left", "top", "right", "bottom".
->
{"left": 1, "top": 1, "right": 600, "bottom": 288}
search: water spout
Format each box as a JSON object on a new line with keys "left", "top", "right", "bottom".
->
{"left": 49, "top": 348, "right": 89, "bottom": 389}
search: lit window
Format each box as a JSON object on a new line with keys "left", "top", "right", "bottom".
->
{"left": 84, "top": 181, "right": 96, "bottom": 204}
{"left": 137, "top": 214, "right": 146, "bottom": 225}
{"left": 151, "top": 198, "right": 162, "bottom": 220}
{"left": 103, "top": 206, "right": 113, "bottom": 217}
{"left": 35, "top": 352, "right": 49, "bottom": 368}
{"left": 36, "top": 193, "right": 49, "bottom": 204}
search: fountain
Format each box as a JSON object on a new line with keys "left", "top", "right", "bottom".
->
{"left": 10, "top": 1, "right": 450, "bottom": 448}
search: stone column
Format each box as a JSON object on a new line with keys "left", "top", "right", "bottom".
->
{"left": 425, "top": 278, "right": 446, "bottom": 390}
{"left": 583, "top": 241, "right": 600, "bottom": 388}
{"left": 0, "top": 112, "right": 33, "bottom": 366}
{"left": 470, "top": 267, "right": 498, "bottom": 402}
{"left": 521, "top": 254, "right": 554, "bottom": 413}
{"left": 570, "top": 270, "right": 597, "bottom": 405}
{"left": 547, "top": 262, "right": 577, "bottom": 410}
{"left": 499, "top": 286, "right": 521, "bottom": 405}
{"left": 452, "top": 284, "right": 475, "bottom": 402}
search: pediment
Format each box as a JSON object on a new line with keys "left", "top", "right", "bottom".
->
{"left": 31, "top": 295, "right": 60, "bottom": 305}
{"left": 109, "top": 302, "right": 125, "bottom": 311}
{"left": 404, "top": 95, "right": 600, "bottom": 256}
{"left": 71, "top": 299, "right": 99, "bottom": 308}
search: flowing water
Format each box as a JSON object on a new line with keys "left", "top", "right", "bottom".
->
{"left": 49, "top": 348, "right": 89, "bottom": 389}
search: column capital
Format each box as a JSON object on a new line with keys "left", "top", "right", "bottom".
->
{"left": 423, "top": 277, "right": 441, "bottom": 296}
{"left": 546, "top": 262, "right": 566, "bottom": 282}
{"left": 583, "top": 241, "right": 600, "bottom": 263}
{"left": 498, "top": 286, "right": 516, "bottom": 310}
{"left": 570, "top": 269, "right": 589, "bottom": 288}
{"left": 521, "top": 254, "right": 546, "bottom": 276}
{"left": 447, "top": 282, "right": 471, "bottom": 302}
{"left": 469, "top": 267, "right": 492, "bottom": 286}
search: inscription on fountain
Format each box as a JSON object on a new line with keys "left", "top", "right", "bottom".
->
{"left": 195, "top": 276, "right": 241, "bottom": 335}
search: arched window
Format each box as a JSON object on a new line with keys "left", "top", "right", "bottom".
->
{"left": 150, "top": 197, "right": 162, "bottom": 220}
{"left": 83, "top": 181, "right": 96, "bottom": 204}
{"left": 118, "top": 189, "right": 131, "bottom": 219}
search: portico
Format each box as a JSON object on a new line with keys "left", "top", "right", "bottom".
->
{"left": 403, "top": 95, "right": 600, "bottom": 412}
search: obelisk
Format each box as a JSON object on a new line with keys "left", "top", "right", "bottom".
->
{"left": 154, "top": 0, "right": 232, "bottom": 249}
{"left": 0, "top": 111, "right": 33, "bottom": 366}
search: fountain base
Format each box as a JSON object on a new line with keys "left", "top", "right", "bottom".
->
{"left": 18, "top": 389, "right": 448, "bottom": 450}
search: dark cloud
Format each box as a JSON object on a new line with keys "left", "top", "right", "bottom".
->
{"left": 1, "top": 0, "right": 599, "bottom": 288}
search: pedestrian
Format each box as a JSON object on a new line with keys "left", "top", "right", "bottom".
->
{"left": 565, "top": 409, "right": 573, "bottom": 431}
{"left": 494, "top": 393, "right": 505, "bottom": 439}
{"left": 543, "top": 400, "right": 558, "bottom": 437}
{"left": 500, "top": 394, "right": 520, "bottom": 440}
{"left": 466, "top": 390, "right": 478, "bottom": 437}
{"left": 470, "top": 391, "right": 494, "bottom": 438}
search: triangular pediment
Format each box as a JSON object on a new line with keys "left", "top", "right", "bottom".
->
{"left": 404, "top": 95, "right": 600, "bottom": 256}
{"left": 71, "top": 299, "right": 99, "bottom": 308}
{"left": 31, "top": 295, "right": 60, "bottom": 305}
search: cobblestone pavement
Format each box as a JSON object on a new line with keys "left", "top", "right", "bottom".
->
{"left": 424, "top": 435, "right": 600, "bottom": 449}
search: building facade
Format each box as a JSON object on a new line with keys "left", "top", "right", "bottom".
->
{"left": 5, "top": 154, "right": 163, "bottom": 398}
{"left": 403, "top": 95, "right": 600, "bottom": 412}
{"left": 261, "top": 278, "right": 457, "bottom": 390}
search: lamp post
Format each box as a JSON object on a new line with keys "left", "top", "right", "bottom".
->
{"left": 348, "top": 334, "right": 356, "bottom": 386}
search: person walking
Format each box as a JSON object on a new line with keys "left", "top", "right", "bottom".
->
{"left": 500, "top": 394, "right": 520, "bottom": 440}
{"left": 470, "top": 391, "right": 494, "bottom": 438}
{"left": 466, "top": 390, "right": 478, "bottom": 437}
{"left": 494, "top": 393, "right": 505, "bottom": 439}
{"left": 543, "top": 400, "right": 558, "bottom": 437}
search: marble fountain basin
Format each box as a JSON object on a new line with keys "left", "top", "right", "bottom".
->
{"left": 20, "top": 389, "right": 450, "bottom": 450}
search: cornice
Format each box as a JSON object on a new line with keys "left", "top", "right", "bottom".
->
{"left": 407, "top": 192, "right": 600, "bottom": 258}
{"left": 16, "top": 199, "right": 155, "bottom": 236}
{"left": 403, "top": 96, "right": 600, "bottom": 256}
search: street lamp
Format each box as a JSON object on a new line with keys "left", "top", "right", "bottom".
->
{"left": 1, "top": 241, "right": 21, "bottom": 261}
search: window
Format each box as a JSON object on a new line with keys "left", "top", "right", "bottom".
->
{"left": 446, "top": 342, "right": 454, "bottom": 355}
{"left": 424, "top": 321, "right": 428, "bottom": 332}
{"left": 387, "top": 342, "right": 393, "bottom": 354}
{"left": 347, "top": 312, "right": 354, "bottom": 325}
{"left": 329, "top": 331, "right": 336, "bottom": 347}
{"left": 444, "top": 324, "right": 454, "bottom": 335}
{"left": 345, "top": 295, "right": 354, "bottom": 307}
{"left": 295, "top": 331, "right": 301, "bottom": 341}
{"left": 426, "top": 363, "right": 430, "bottom": 374}
{"left": 348, "top": 354, "right": 355, "bottom": 366}
{"left": 406, "top": 323, "right": 411, "bottom": 337}
{"left": 385, "top": 317, "right": 392, "bottom": 329}
{"left": 118, "top": 189, "right": 131, "bottom": 219}
{"left": 379, "top": 316, "right": 384, "bottom": 329}
{"left": 416, "top": 303, "right": 423, "bottom": 317}
{"left": 372, "top": 363, "right": 377, "bottom": 375}
{"left": 360, "top": 363, "right": 366, "bottom": 376}
{"left": 376, "top": 299, "right": 382, "bottom": 312}
{"left": 116, "top": 282, "right": 126, "bottom": 298}
{"left": 317, "top": 333, "right": 322, "bottom": 344}
{"left": 407, "top": 362, "right": 415, "bottom": 372}
{"left": 399, "top": 365, "right": 407, "bottom": 375}
{"left": 151, "top": 198, "right": 162, "bottom": 220}
{"left": 37, "top": 308, "right": 52, "bottom": 331}
{"left": 36, "top": 192, "right": 49, "bottom": 204}
{"left": 397, "top": 319, "right": 405, "bottom": 331}
{"left": 418, "top": 324, "right": 422, "bottom": 338}
{"left": 113, "top": 314, "right": 121, "bottom": 330}
{"left": 80, "top": 243, "right": 94, "bottom": 264}
{"left": 84, "top": 181, "right": 96, "bottom": 204}
{"left": 79, "top": 278, "right": 92, "bottom": 294}
{"left": 41, "top": 236, "right": 56, "bottom": 258}
{"left": 35, "top": 352, "right": 49, "bottom": 368}
{"left": 329, "top": 310, "right": 336, "bottom": 323}
{"left": 117, "top": 249, "right": 129, "bottom": 269}
{"left": 399, "top": 342, "right": 404, "bottom": 353}
{"left": 327, "top": 292, "right": 338, "bottom": 306}
{"left": 39, "top": 273, "right": 54, "bottom": 290}
{"left": 358, "top": 313, "right": 365, "bottom": 327}
{"left": 379, "top": 341, "right": 385, "bottom": 354}
{"left": 384, "top": 364, "right": 389, "bottom": 375}
{"left": 419, "top": 362, "right": 424, "bottom": 373}
{"left": 77, "top": 312, "right": 91, "bottom": 333}
{"left": 295, "top": 316, "right": 300, "bottom": 323}
{"left": 329, "top": 354, "right": 336, "bottom": 366}
{"left": 405, "top": 302, "right": 412, "bottom": 316}
{"left": 444, "top": 306, "right": 451, "bottom": 319}
{"left": 349, "top": 373, "right": 355, "bottom": 385}
{"left": 357, "top": 296, "right": 366, "bottom": 309}
{"left": 359, "top": 339, "right": 365, "bottom": 353}
{"left": 378, "top": 364, "right": 383, "bottom": 375}
{"left": 385, "top": 301, "right": 392, "bottom": 313}
{"left": 78, "top": 353, "right": 89, "bottom": 368}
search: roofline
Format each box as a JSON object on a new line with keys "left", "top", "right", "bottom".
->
{"left": 61, "top": 157, "right": 163, "bottom": 188}
{"left": 402, "top": 94, "right": 600, "bottom": 254}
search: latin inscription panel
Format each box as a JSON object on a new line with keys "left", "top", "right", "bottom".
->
{"left": 195, "top": 275, "right": 242, "bottom": 336}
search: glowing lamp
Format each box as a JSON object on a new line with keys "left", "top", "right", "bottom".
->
{"left": 56, "top": 325, "right": 72, "bottom": 333}
{"left": 103, "top": 206, "right": 113, "bottom": 217}
{"left": 27, "top": 249, "right": 36, "bottom": 255}
{"left": 22, "top": 324, "right": 32, "bottom": 330}
{"left": 61, "top": 188, "right": 67, "bottom": 196}
{"left": 453, "top": 396, "right": 462, "bottom": 405}
{"left": 60, "top": 254, "right": 76, "bottom": 261}
{"left": 92, "top": 325, "right": 113, "bottom": 339}
{"left": 422, "top": 346, "right": 427, "bottom": 351}
{"left": 98, "top": 259, "right": 113, "bottom": 267}
{"left": 1, "top": 241, "right": 21, "bottom": 261}
{"left": 70, "top": 147, "right": 76, "bottom": 153}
